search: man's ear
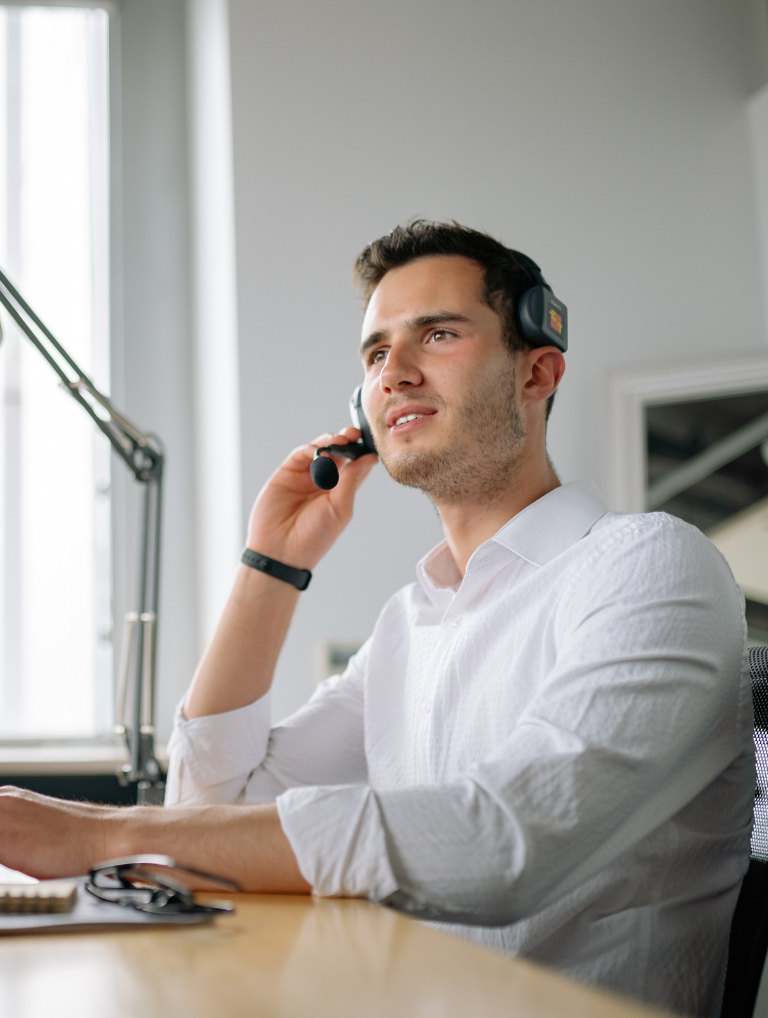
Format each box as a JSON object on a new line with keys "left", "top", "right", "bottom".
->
{"left": 519, "top": 346, "right": 565, "bottom": 408}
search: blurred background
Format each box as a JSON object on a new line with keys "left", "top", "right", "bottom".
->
{"left": 0, "top": 0, "right": 767, "bottom": 756}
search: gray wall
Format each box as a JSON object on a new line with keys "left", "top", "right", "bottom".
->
{"left": 227, "top": 0, "right": 768, "bottom": 721}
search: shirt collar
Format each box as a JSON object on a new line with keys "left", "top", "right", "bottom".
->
{"left": 416, "top": 481, "right": 609, "bottom": 599}
{"left": 492, "top": 480, "right": 608, "bottom": 567}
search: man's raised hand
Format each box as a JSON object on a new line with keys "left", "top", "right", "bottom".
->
{"left": 245, "top": 426, "right": 377, "bottom": 571}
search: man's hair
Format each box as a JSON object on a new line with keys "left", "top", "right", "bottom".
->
{"left": 354, "top": 219, "right": 557, "bottom": 419}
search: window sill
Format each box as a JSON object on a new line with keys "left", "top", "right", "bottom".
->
{"left": 0, "top": 742, "right": 168, "bottom": 776}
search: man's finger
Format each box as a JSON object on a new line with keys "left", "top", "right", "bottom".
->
{"left": 309, "top": 427, "right": 362, "bottom": 450}
{"left": 333, "top": 451, "right": 377, "bottom": 504}
{"left": 308, "top": 432, "right": 335, "bottom": 448}
{"left": 268, "top": 428, "right": 368, "bottom": 485}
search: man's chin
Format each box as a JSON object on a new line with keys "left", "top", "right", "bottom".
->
{"left": 380, "top": 446, "right": 459, "bottom": 493}
{"left": 381, "top": 437, "right": 524, "bottom": 505}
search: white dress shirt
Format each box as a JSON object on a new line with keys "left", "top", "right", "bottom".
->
{"left": 166, "top": 481, "right": 754, "bottom": 1017}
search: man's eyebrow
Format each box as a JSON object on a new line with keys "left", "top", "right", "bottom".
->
{"left": 358, "top": 312, "right": 473, "bottom": 359}
{"left": 359, "top": 329, "right": 387, "bottom": 359}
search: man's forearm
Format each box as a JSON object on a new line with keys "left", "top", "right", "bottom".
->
{"left": 0, "top": 787, "right": 311, "bottom": 892}
{"left": 111, "top": 802, "right": 311, "bottom": 893}
{"left": 183, "top": 431, "right": 374, "bottom": 720}
{"left": 184, "top": 566, "right": 300, "bottom": 718}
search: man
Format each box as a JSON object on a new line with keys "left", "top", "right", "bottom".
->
{"left": 0, "top": 222, "right": 753, "bottom": 1016}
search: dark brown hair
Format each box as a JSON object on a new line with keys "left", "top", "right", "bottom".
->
{"left": 354, "top": 220, "right": 556, "bottom": 417}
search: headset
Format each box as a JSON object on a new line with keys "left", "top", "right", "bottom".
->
{"left": 509, "top": 250, "right": 568, "bottom": 354}
{"left": 310, "top": 251, "right": 567, "bottom": 490}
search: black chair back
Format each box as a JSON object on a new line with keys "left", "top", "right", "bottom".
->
{"left": 721, "top": 646, "right": 768, "bottom": 1018}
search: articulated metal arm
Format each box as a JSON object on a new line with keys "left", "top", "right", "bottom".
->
{"left": 0, "top": 267, "right": 162, "bottom": 482}
{"left": 0, "top": 266, "right": 165, "bottom": 804}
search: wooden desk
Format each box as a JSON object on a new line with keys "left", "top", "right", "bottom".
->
{"left": 0, "top": 893, "right": 671, "bottom": 1018}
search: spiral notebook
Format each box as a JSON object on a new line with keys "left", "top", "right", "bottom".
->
{"left": 0, "top": 881, "right": 77, "bottom": 914}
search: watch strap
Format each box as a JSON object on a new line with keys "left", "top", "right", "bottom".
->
{"left": 241, "top": 549, "right": 312, "bottom": 591}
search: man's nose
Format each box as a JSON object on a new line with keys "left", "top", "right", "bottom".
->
{"left": 379, "top": 343, "right": 423, "bottom": 394}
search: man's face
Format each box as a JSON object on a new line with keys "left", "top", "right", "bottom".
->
{"left": 359, "top": 254, "right": 526, "bottom": 505}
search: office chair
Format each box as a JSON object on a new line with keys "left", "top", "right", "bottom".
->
{"left": 721, "top": 646, "right": 768, "bottom": 1018}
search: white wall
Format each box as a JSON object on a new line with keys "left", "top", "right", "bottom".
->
{"left": 113, "top": 0, "right": 198, "bottom": 742}
{"left": 227, "top": 0, "right": 768, "bottom": 721}
{"left": 750, "top": 78, "right": 768, "bottom": 327}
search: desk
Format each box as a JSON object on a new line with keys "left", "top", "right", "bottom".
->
{"left": 0, "top": 893, "right": 671, "bottom": 1018}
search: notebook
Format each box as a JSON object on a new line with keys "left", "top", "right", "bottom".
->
{"left": 0, "top": 881, "right": 77, "bottom": 914}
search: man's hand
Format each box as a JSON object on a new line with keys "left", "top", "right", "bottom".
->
{"left": 0, "top": 787, "right": 113, "bottom": 879}
{"left": 246, "top": 426, "right": 377, "bottom": 570}
{"left": 0, "top": 787, "right": 311, "bottom": 893}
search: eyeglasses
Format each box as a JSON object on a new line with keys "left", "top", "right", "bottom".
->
{"left": 86, "top": 855, "right": 241, "bottom": 915}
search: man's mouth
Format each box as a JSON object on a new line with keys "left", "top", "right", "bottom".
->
{"left": 385, "top": 405, "right": 438, "bottom": 432}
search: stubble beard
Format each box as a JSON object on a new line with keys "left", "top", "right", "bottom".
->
{"left": 378, "top": 358, "right": 526, "bottom": 506}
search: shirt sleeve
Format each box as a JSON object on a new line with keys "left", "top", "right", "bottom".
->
{"left": 277, "top": 517, "right": 751, "bottom": 924}
{"left": 165, "top": 640, "right": 369, "bottom": 807}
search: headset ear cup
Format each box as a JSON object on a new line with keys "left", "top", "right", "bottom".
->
{"left": 518, "top": 287, "right": 544, "bottom": 344}
{"left": 517, "top": 286, "right": 568, "bottom": 352}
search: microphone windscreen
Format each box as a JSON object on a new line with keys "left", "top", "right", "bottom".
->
{"left": 310, "top": 455, "right": 339, "bottom": 490}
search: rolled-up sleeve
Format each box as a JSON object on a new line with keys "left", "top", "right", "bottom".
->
{"left": 165, "top": 692, "right": 274, "bottom": 805}
{"left": 278, "top": 785, "right": 399, "bottom": 900}
{"left": 165, "top": 641, "right": 370, "bottom": 807}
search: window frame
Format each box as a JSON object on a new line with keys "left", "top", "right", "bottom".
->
{"left": 606, "top": 349, "right": 768, "bottom": 513}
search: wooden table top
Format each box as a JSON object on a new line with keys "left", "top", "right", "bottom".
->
{"left": 0, "top": 892, "right": 672, "bottom": 1018}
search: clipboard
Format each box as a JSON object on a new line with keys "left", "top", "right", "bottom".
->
{"left": 0, "top": 876, "right": 220, "bottom": 935}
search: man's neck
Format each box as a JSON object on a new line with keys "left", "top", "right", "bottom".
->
{"left": 436, "top": 449, "right": 561, "bottom": 577}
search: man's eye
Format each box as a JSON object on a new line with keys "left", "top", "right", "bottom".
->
{"left": 428, "top": 330, "right": 451, "bottom": 343}
{"left": 370, "top": 349, "right": 387, "bottom": 365}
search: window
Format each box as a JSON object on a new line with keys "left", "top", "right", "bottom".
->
{"left": 0, "top": 4, "right": 110, "bottom": 738}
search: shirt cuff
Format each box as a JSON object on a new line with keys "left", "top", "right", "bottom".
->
{"left": 277, "top": 784, "right": 400, "bottom": 901}
{"left": 167, "top": 691, "right": 273, "bottom": 789}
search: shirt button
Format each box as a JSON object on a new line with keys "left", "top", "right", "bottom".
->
{"left": 422, "top": 699, "right": 432, "bottom": 714}
{"left": 450, "top": 616, "right": 462, "bottom": 628}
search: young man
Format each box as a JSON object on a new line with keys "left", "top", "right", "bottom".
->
{"left": 0, "top": 223, "right": 753, "bottom": 1016}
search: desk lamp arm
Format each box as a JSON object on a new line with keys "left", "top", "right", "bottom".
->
{"left": 0, "top": 266, "right": 165, "bottom": 804}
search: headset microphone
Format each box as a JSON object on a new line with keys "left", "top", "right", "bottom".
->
{"left": 310, "top": 442, "right": 371, "bottom": 489}
{"left": 310, "top": 454, "right": 338, "bottom": 490}
{"left": 310, "top": 385, "right": 377, "bottom": 490}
